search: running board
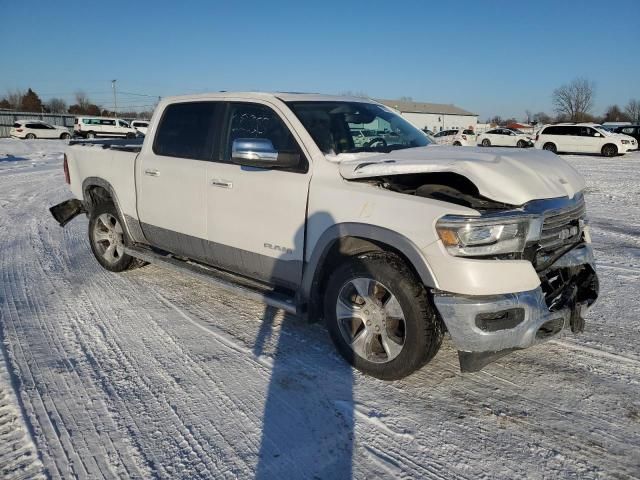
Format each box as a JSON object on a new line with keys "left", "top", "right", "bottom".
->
{"left": 124, "top": 245, "right": 298, "bottom": 315}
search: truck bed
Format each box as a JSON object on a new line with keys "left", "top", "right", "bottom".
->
{"left": 69, "top": 137, "right": 144, "bottom": 153}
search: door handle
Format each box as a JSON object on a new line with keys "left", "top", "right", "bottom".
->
{"left": 144, "top": 169, "right": 160, "bottom": 177}
{"left": 211, "top": 179, "right": 233, "bottom": 189}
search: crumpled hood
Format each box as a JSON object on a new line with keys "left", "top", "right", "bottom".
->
{"left": 337, "top": 146, "right": 586, "bottom": 205}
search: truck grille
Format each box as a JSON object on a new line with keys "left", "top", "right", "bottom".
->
{"left": 535, "top": 198, "right": 586, "bottom": 269}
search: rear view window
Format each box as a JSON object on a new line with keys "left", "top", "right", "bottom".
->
{"left": 153, "top": 102, "right": 217, "bottom": 160}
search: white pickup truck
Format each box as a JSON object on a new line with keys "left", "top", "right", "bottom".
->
{"left": 50, "top": 92, "right": 599, "bottom": 379}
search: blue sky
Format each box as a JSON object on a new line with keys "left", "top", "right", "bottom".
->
{"left": 2, "top": 0, "right": 638, "bottom": 119}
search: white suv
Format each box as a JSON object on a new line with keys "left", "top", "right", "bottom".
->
{"left": 10, "top": 120, "right": 71, "bottom": 140}
{"left": 432, "top": 128, "right": 476, "bottom": 146}
{"left": 130, "top": 120, "right": 150, "bottom": 135}
{"left": 74, "top": 116, "right": 137, "bottom": 139}
{"left": 534, "top": 123, "right": 637, "bottom": 156}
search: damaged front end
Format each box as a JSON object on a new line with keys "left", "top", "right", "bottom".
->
{"left": 431, "top": 193, "right": 599, "bottom": 372}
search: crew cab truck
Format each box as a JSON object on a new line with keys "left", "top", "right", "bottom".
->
{"left": 50, "top": 92, "right": 599, "bottom": 380}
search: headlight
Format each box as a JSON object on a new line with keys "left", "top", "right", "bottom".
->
{"left": 621, "top": 140, "right": 630, "bottom": 145}
{"left": 436, "top": 216, "right": 532, "bottom": 257}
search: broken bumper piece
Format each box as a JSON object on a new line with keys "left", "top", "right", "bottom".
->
{"left": 433, "top": 244, "right": 598, "bottom": 372}
{"left": 49, "top": 198, "right": 86, "bottom": 227}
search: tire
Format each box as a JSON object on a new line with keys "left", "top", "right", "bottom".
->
{"left": 88, "top": 202, "right": 143, "bottom": 272}
{"left": 601, "top": 144, "right": 618, "bottom": 157}
{"left": 482, "top": 139, "right": 491, "bottom": 147}
{"left": 25, "top": 133, "right": 36, "bottom": 140}
{"left": 516, "top": 140, "right": 526, "bottom": 148}
{"left": 543, "top": 142, "right": 557, "bottom": 153}
{"left": 86, "top": 132, "right": 96, "bottom": 139}
{"left": 324, "top": 253, "right": 443, "bottom": 380}
{"left": 60, "top": 132, "right": 71, "bottom": 140}
{"left": 452, "top": 141, "right": 462, "bottom": 146}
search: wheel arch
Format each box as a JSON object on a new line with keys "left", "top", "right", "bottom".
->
{"left": 300, "top": 223, "right": 437, "bottom": 320}
{"left": 81, "top": 177, "right": 147, "bottom": 244}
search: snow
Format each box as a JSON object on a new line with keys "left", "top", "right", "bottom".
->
{"left": 0, "top": 138, "right": 639, "bottom": 479}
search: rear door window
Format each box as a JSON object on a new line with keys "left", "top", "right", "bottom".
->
{"left": 153, "top": 101, "right": 219, "bottom": 160}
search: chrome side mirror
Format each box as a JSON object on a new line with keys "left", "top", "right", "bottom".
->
{"left": 231, "top": 138, "right": 300, "bottom": 168}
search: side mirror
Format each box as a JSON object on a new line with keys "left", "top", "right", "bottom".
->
{"left": 594, "top": 132, "right": 602, "bottom": 137}
{"left": 231, "top": 138, "right": 300, "bottom": 169}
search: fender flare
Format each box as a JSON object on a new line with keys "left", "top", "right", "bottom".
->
{"left": 300, "top": 222, "right": 438, "bottom": 303}
{"left": 81, "top": 177, "right": 147, "bottom": 244}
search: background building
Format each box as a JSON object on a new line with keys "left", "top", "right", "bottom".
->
{"left": 377, "top": 99, "right": 478, "bottom": 133}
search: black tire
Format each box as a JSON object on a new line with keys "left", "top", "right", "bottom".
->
{"left": 324, "top": 253, "right": 443, "bottom": 380}
{"left": 482, "top": 139, "right": 491, "bottom": 147}
{"left": 452, "top": 141, "right": 462, "bottom": 146}
{"left": 601, "top": 144, "right": 617, "bottom": 157}
{"left": 88, "top": 202, "right": 143, "bottom": 272}
{"left": 86, "top": 131, "right": 96, "bottom": 139}
{"left": 25, "top": 133, "right": 36, "bottom": 140}
{"left": 517, "top": 140, "right": 526, "bottom": 148}
{"left": 543, "top": 142, "right": 557, "bottom": 153}
{"left": 60, "top": 132, "right": 71, "bottom": 140}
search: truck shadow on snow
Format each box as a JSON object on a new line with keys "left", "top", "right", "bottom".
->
{"left": 253, "top": 210, "right": 355, "bottom": 479}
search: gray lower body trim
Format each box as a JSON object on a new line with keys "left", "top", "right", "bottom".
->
{"left": 141, "top": 223, "right": 302, "bottom": 290}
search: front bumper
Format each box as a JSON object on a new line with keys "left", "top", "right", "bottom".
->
{"left": 433, "top": 244, "right": 598, "bottom": 371}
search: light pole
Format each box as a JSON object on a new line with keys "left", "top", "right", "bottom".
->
{"left": 111, "top": 79, "right": 118, "bottom": 117}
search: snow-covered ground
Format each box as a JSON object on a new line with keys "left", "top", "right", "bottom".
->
{"left": 0, "top": 138, "right": 639, "bottom": 479}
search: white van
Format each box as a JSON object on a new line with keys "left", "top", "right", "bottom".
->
{"left": 534, "top": 123, "right": 637, "bottom": 157}
{"left": 74, "top": 117, "right": 137, "bottom": 139}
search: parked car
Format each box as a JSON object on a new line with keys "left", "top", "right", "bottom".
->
{"left": 534, "top": 123, "right": 637, "bottom": 156}
{"left": 50, "top": 92, "right": 598, "bottom": 380}
{"left": 73, "top": 116, "right": 137, "bottom": 139}
{"left": 477, "top": 128, "right": 533, "bottom": 148}
{"left": 432, "top": 128, "right": 476, "bottom": 146}
{"left": 10, "top": 120, "right": 71, "bottom": 140}
{"left": 131, "top": 120, "right": 150, "bottom": 136}
{"left": 613, "top": 125, "right": 640, "bottom": 146}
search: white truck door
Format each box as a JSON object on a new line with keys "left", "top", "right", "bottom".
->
{"left": 205, "top": 101, "right": 311, "bottom": 289}
{"left": 136, "top": 101, "right": 219, "bottom": 258}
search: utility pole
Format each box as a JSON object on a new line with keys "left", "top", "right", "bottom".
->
{"left": 111, "top": 79, "right": 118, "bottom": 117}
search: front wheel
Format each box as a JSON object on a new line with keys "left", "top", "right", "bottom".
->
{"left": 25, "top": 133, "right": 36, "bottom": 140}
{"left": 60, "top": 132, "right": 71, "bottom": 140}
{"left": 482, "top": 139, "right": 491, "bottom": 147}
{"left": 601, "top": 144, "right": 618, "bottom": 157}
{"left": 543, "top": 142, "right": 557, "bottom": 153}
{"left": 517, "top": 140, "right": 526, "bottom": 148}
{"left": 88, "top": 203, "right": 142, "bottom": 272}
{"left": 324, "top": 253, "right": 443, "bottom": 380}
{"left": 452, "top": 141, "right": 462, "bottom": 146}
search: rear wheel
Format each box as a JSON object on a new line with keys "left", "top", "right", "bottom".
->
{"left": 25, "top": 133, "right": 36, "bottom": 140}
{"left": 516, "top": 140, "right": 526, "bottom": 148}
{"left": 88, "top": 203, "right": 142, "bottom": 272}
{"left": 324, "top": 253, "right": 443, "bottom": 380}
{"left": 453, "top": 141, "right": 462, "bottom": 146}
{"left": 60, "top": 132, "right": 71, "bottom": 140}
{"left": 482, "top": 139, "right": 491, "bottom": 147}
{"left": 601, "top": 144, "right": 618, "bottom": 157}
{"left": 543, "top": 142, "right": 557, "bottom": 153}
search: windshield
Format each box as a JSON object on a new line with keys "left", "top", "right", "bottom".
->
{"left": 286, "top": 101, "right": 431, "bottom": 154}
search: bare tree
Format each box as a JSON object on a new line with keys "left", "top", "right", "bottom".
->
{"left": 47, "top": 98, "right": 68, "bottom": 114}
{"left": 552, "top": 78, "right": 595, "bottom": 122}
{"left": 603, "top": 105, "right": 630, "bottom": 123}
{"left": 533, "top": 112, "right": 552, "bottom": 125}
{"left": 5, "top": 89, "right": 25, "bottom": 110}
{"left": 625, "top": 99, "right": 640, "bottom": 123}
{"left": 74, "top": 90, "right": 91, "bottom": 111}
